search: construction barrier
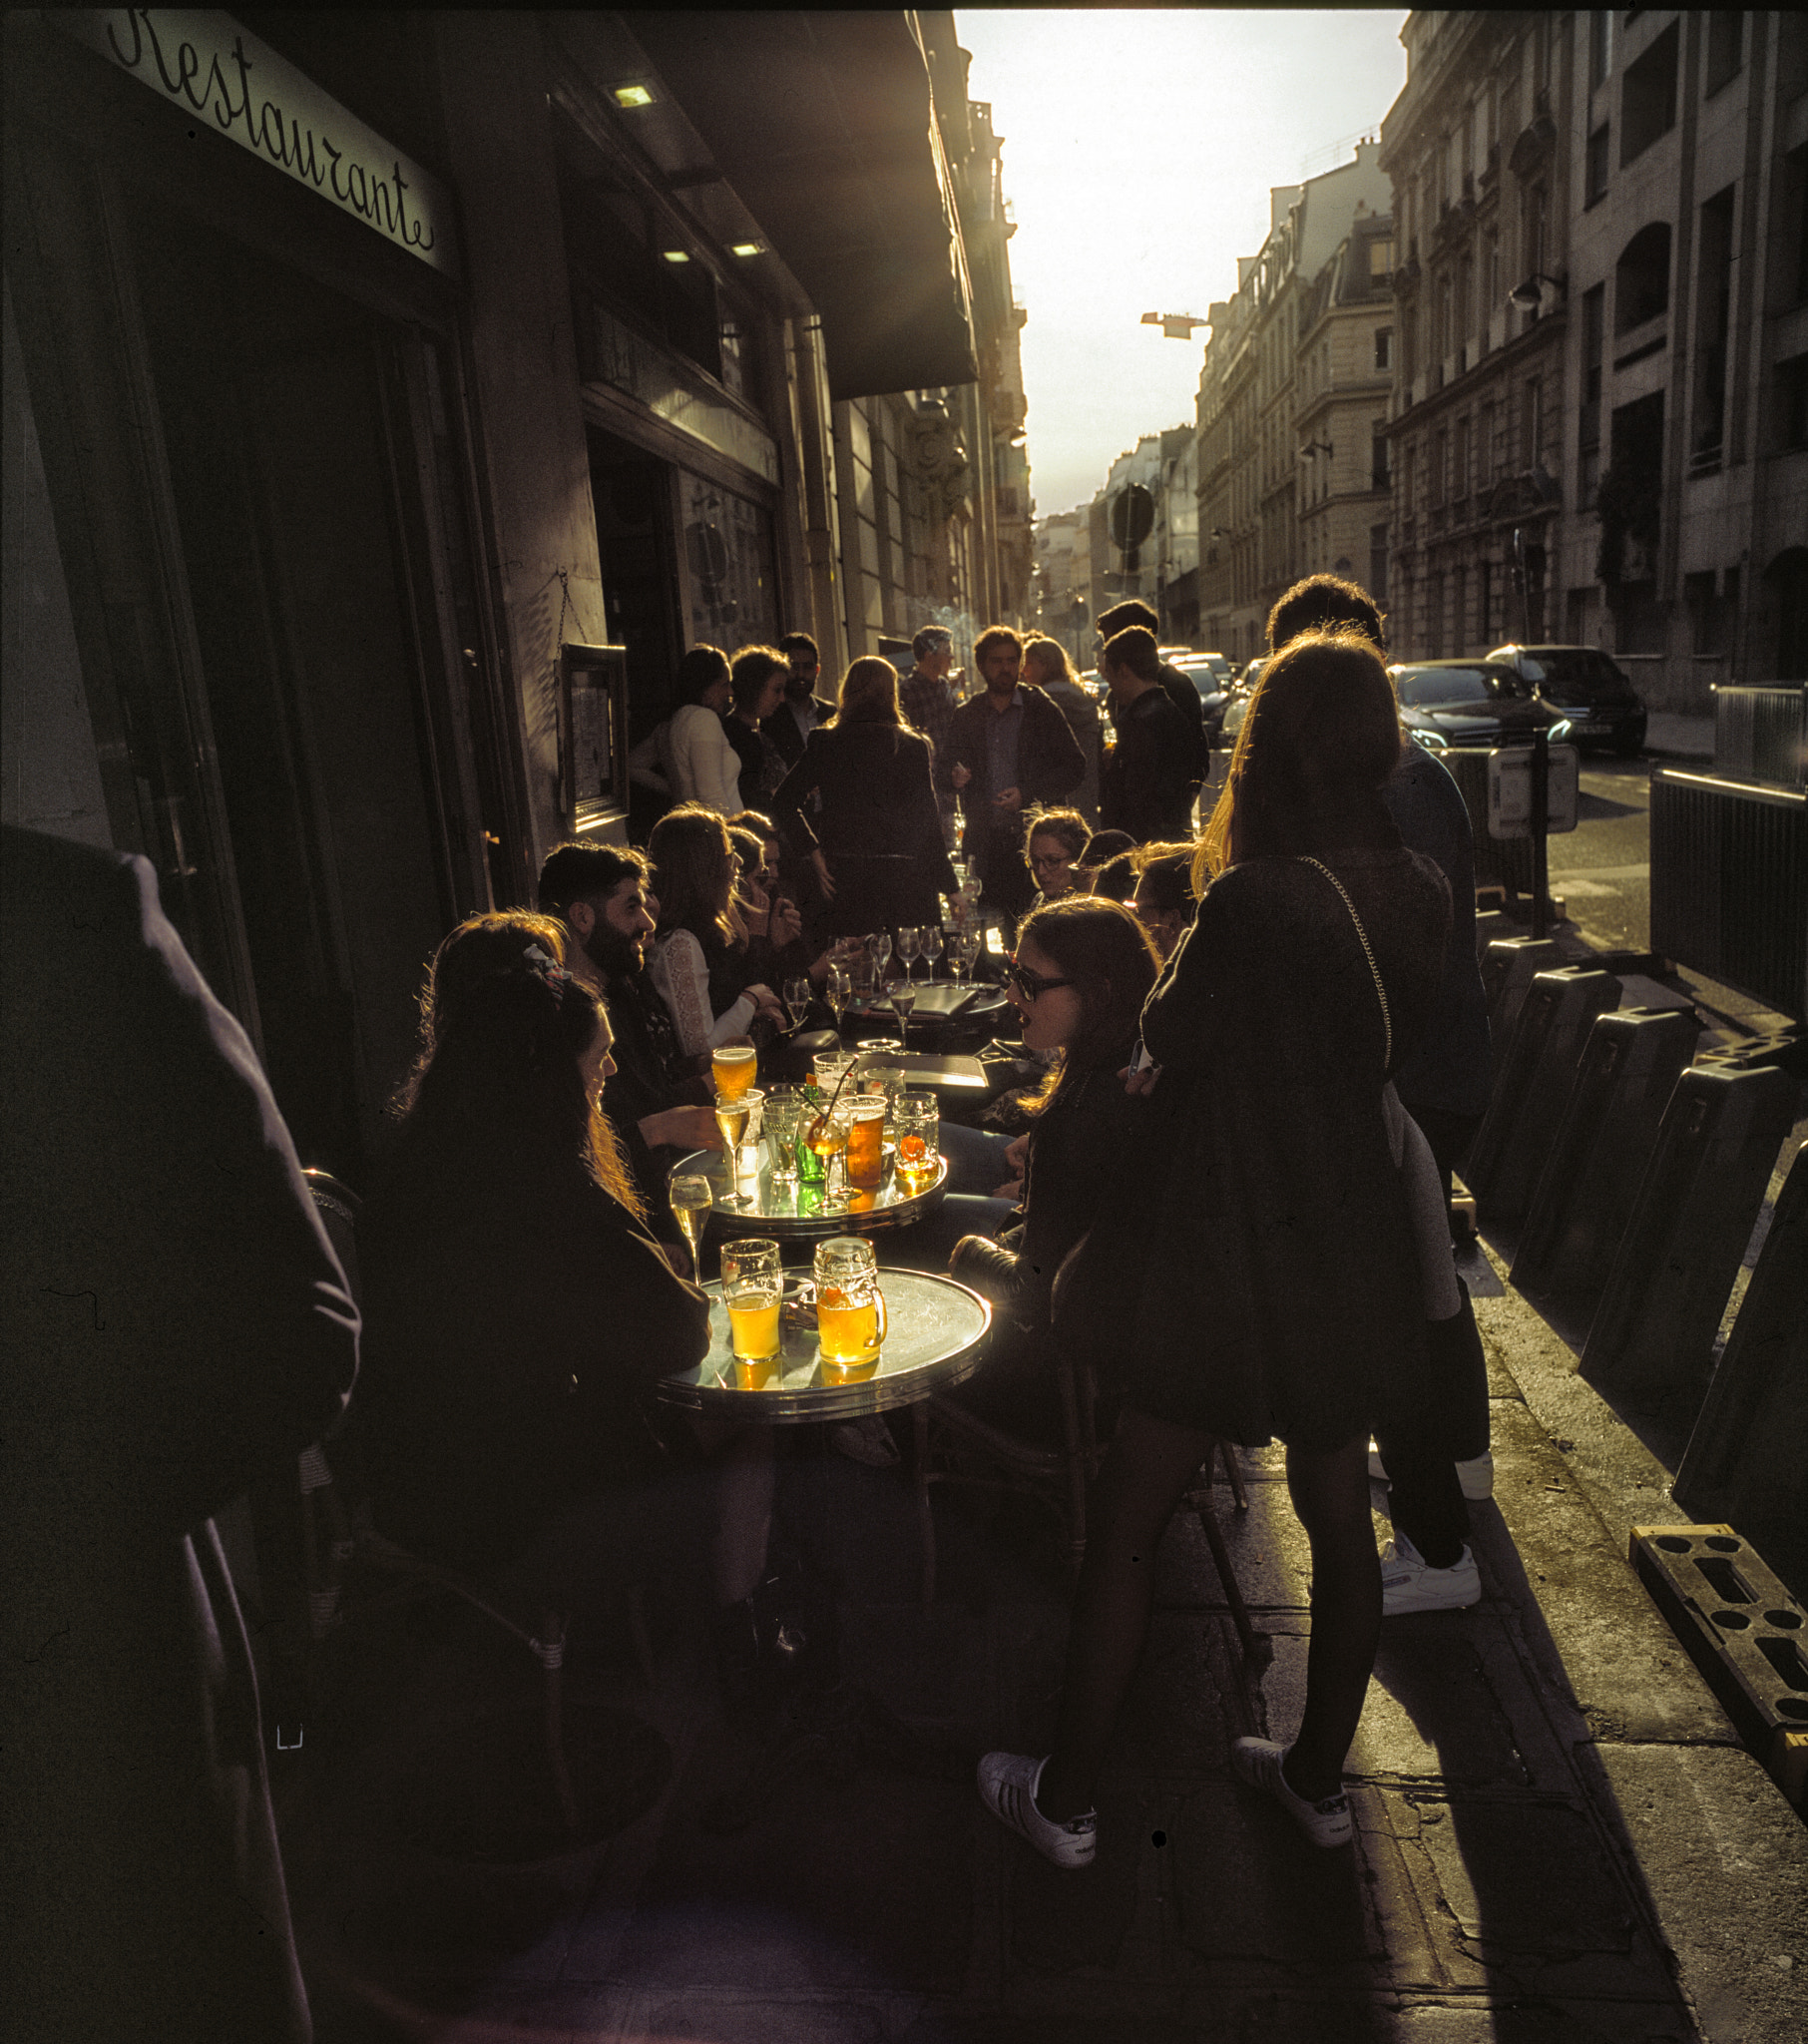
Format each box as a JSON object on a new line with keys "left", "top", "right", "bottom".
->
{"left": 1581, "top": 1063, "right": 1800, "bottom": 1411}
{"left": 1467, "top": 967, "right": 1621, "bottom": 1222}
{"left": 1630, "top": 1525, "right": 1807, "bottom": 1809}
{"left": 1510, "top": 1006, "right": 1701, "bottom": 1300}
{"left": 1675, "top": 1142, "right": 1808, "bottom": 1602}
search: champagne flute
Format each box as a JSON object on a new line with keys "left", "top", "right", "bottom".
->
{"left": 783, "top": 976, "right": 812, "bottom": 1031}
{"left": 714, "top": 1090, "right": 756, "bottom": 1208}
{"left": 890, "top": 974, "right": 916, "bottom": 1049}
{"left": 896, "top": 923, "right": 921, "bottom": 986}
{"left": 872, "top": 928, "right": 892, "bottom": 977}
{"left": 670, "top": 1173, "right": 712, "bottom": 1277}
{"left": 921, "top": 923, "right": 944, "bottom": 982}
{"left": 826, "top": 962, "right": 852, "bottom": 1034}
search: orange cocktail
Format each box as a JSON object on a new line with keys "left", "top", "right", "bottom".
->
{"left": 845, "top": 1101, "right": 886, "bottom": 1187}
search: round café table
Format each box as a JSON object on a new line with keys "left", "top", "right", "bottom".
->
{"left": 657, "top": 1270, "right": 991, "bottom": 1608}
{"left": 670, "top": 1146, "right": 949, "bottom": 1245}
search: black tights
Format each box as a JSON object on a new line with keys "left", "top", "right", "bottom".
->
{"left": 1036, "top": 1409, "right": 1380, "bottom": 1820}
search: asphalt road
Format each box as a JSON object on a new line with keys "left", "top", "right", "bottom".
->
{"left": 1545, "top": 757, "right": 1653, "bottom": 956}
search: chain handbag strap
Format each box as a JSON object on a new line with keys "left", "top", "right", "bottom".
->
{"left": 1297, "top": 857, "right": 1392, "bottom": 1070}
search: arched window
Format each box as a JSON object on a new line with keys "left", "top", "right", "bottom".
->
{"left": 1615, "top": 223, "right": 1672, "bottom": 333}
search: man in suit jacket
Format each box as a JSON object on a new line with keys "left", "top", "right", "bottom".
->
{"left": 761, "top": 631, "right": 837, "bottom": 770}
{"left": 941, "top": 626, "right": 1086, "bottom": 924}
{"left": 2, "top": 826, "right": 360, "bottom": 2044}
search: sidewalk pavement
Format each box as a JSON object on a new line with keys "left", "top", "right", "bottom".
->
{"left": 1643, "top": 712, "right": 1714, "bottom": 763}
{"left": 286, "top": 1224, "right": 1808, "bottom": 2044}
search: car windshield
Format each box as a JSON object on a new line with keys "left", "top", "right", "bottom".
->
{"left": 1517, "top": 648, "right": 1636, "bottom": 699}
{"left": 1394, "top": 666, "right": 1528, "bottom": 708}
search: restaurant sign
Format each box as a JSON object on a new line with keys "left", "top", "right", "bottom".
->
{"left": 56, "top": 9, "right": 460, "bottom": 276}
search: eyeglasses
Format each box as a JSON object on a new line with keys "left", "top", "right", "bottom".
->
{"left": 1006, "top": 958, "right": 1076, "bottom": 1002}
{"left": 1030, "top": 850, "right": 1073, "bottom": 871}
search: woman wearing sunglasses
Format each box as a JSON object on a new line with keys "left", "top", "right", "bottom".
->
{"left": 978, "top": 628, "right": 1452, "bottom": 1868}
{"left": 918, "top": 896, "right": 1158, "bottom": 1439}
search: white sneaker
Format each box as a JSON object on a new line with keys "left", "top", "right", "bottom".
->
{"left": 1367, "top": 1442, "right": 1495, "bottom": 1501}
{"left": 1230, "top": 1737, "right": 1353, "bottom": 1848}
{"left": 1380, "top": 1531, "right": 1482, "bottom": 1616}
{"left": 976, "top": 1752, "right": 1097, "bottom": 1869}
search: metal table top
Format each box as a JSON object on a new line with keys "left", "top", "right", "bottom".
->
{"left": 671, "top": 1146, "right": 949, "bottom": 1242}
{"left": 655, "top": 1270, "right": 992, "bottom": 1421}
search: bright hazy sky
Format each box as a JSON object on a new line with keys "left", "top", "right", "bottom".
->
{"left": 957, "top": 9, "right": 1410, "bottom": 517}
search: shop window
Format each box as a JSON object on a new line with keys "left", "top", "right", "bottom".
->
{"left": 1614, "top": 222, "right": 1671, "bottom": 333}
{"left": 678, "top": 471, "right": 777, "bottom": 649}
{"left": 1620, "top": 20, "right": 1678, "bottom": 167}
{"left": 1704, "top": 12, "right": 1743, "bottom": 99}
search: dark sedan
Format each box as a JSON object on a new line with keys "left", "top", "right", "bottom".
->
{"left": 1388, "top": 661, "right": 1564, "bottom": 749}
{"left": 1485, "top": 645, "right": 1648, "bottom": 756}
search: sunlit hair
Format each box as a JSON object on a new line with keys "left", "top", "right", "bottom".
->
{"left": 1022, "top": 636, "right": 1078, "bottom": 690}
{"left": 536, "top": 840, "right": 650, "bottom": 918}
{"left": 1097, "top": 598, "right": 1158, "bottom": 639}
{"left": 973, "top": 624, "right": 1024, "bottom": 669}
{"left": 1195, "top": 628, "right": 1400, "bottom": 892}
{"left": 650, "top": 803, "right": 737, "bottom": 949}
{"left": 1101, "top": 625, "right": 1162, "bottom": 683}
{"left": 1131, "top": 841, "right": 1197, "bottom": 917}
{"left": 1077, "top": 828, "right": 1135, "bottom": 902}
{"left": 729, "top": 645, "right": 787, "bottom": 717}
{"left": 394, "top": 912, "right": 643, "bottom": 1219}
{"left": 1266, "top": 573, "right": 1386, "bottom": 655}
{"left": 1016, "top": 895, "right": 1159, "bottom": 1116}
{"left": 831, "top": 657, "right": 903, "bottom": 727}
{"left": 677, "top": 644, "right": 730, "bottom": 706}
{"left": 1023, "top": 806, "right": 1090, "bottom": 863}
{"left": 725, "top": 808, "right": 776, "bottom": 840}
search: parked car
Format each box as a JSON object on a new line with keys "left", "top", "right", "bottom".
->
{"left": 1388, "top": 660, "right": 1565, "bottom": 750}
{"left": 1485, "top": 644, "right": 1647, "bottom": 756}
{"left": 1168, "top": 655, "right": 1235, "bottom": 744}
{"left": 1217, "top": 658, "right": 1267, "bottom": 747}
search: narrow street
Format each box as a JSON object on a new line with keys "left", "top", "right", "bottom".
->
{"left": 1548, "top": 760, "right": 1653, "bottom": 960}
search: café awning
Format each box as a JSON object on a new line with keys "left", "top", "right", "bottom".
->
{"left": 622, "top": 10, "right": 978, "bottom": 401}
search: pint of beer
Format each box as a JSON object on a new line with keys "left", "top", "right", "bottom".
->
{"left": 722, "top": 1239, "right": 782, "bottom": 1362}
{"left": 812, "top": 1237, "right": 885, "bottom": 1371}
{"left": 713, "top": 1041, "right": 758, "bottom": 1102}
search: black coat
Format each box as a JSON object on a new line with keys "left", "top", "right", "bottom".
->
{"left": 761, "top": 692, "right": 837, "bottom": 769}
{"left": 1101, "top": 686, "right": 1198, "bottom": 843}
{"left": 772, "top": 721, "right": 956, "bottom": 930}
{"left": 941, "top": 684, "right": 1087, "bottom": 821}
{"left": 2, "top": 827, "right": 360, "bottom": 2044}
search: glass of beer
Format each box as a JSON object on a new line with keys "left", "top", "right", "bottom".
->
{"left": 712, "top": 1040, "right": 758, "bottom": 1102}
{"left": 721, "top": 1239, "right": 783, "bottom": 1366}
{"left": 714, "top": 1086, "right": 761, "bottom": 1208}
{"left": 670, "top": 1172, "right": 712, "bottom": 1276}
{"left": 893, "top": 1093, "right": 940, "bottom": 1195}
{"left": 813, "top": 1237, "right": 886, "bottom": 1375}
{"left": 845, "top": 1098, "right": 886, "bottom": 1187}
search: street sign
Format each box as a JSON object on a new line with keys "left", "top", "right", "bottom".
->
{"left": 1489, "top": 744, "right": 1579, "bottom": 837}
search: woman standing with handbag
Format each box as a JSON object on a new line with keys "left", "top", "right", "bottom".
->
{"left": 978, "top": 629, "right": 1452, "bottom": 1866}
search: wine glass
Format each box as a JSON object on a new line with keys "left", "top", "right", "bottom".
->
{"left": 890, "top": 974, "right": 916, "bottom": 1049}
{"left": 896, "top": 924, "right": 921, "bottom": 986}
{"left": 714, "top": 1088, "right": 758, "bottom": 1209}
{"left": 921, "top": 923, "right": 944, "bottom": 982}
{"left": 826, "top": 962, "right": 852, "bottom": 1034}
{"left": 958, "top": 928, "right": 983, "bottom": 980}
{"left": 669, "top": 1173, "right": 712, "bottom": 1277}
{"left": 783, "top": 976, "right": 812, "bottom": 1031}
{"left": 871, "top": 928, "right": 892, "bottom": 978}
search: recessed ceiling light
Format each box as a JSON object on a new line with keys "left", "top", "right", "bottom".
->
{"left": 730, "top": 242, "right": 762, "bottom": 257}
{"left": 613, "top": 83, "right": 656, "bottom": 109}
{"left": 662, "top": 249, "right": 690, "bottom": 263}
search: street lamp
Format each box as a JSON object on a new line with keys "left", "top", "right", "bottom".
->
{"left": 1508, "top": 271, "right": 1566, "bottom": 311}
{"left": 1298, "top": 440, "right": 1334, "bottom": 460}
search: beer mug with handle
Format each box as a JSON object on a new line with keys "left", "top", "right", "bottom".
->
{"left": 812, "top": 1236, "right": 886, "bottom": 1373}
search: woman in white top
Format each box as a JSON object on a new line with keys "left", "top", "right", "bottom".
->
{"left": 647, "top": 804, "right": 786, "bottom": 1057}
{"left": 668, "top": 645, "right": 743, "bottom": 815}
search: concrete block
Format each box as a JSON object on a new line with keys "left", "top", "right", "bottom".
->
{"left": 1629, "top": 1524, "right": 1808, "bottom": 1808}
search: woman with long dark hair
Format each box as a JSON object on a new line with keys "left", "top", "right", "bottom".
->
{"left": 353, "top": 913, "right": 712, "bottom": 1597}
{"left": 647, "top": 804, "right": 786, "bottom": 1060}
{"left": 978, "top": 630, "right": 1452, "bottom": 1866}
{"left": 771, "top": 656, "right": 956, "bottom": 938}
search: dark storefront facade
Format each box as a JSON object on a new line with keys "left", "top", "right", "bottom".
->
{"left": 5, "top": 8, "right": 980, "bottom": 1185}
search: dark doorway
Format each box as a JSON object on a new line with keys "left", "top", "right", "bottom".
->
{"left": 589, "top": 426, "right": 682, "bottom": 841}
{"left": 130, "top": 205, "right": 455, "bottom": 1182}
